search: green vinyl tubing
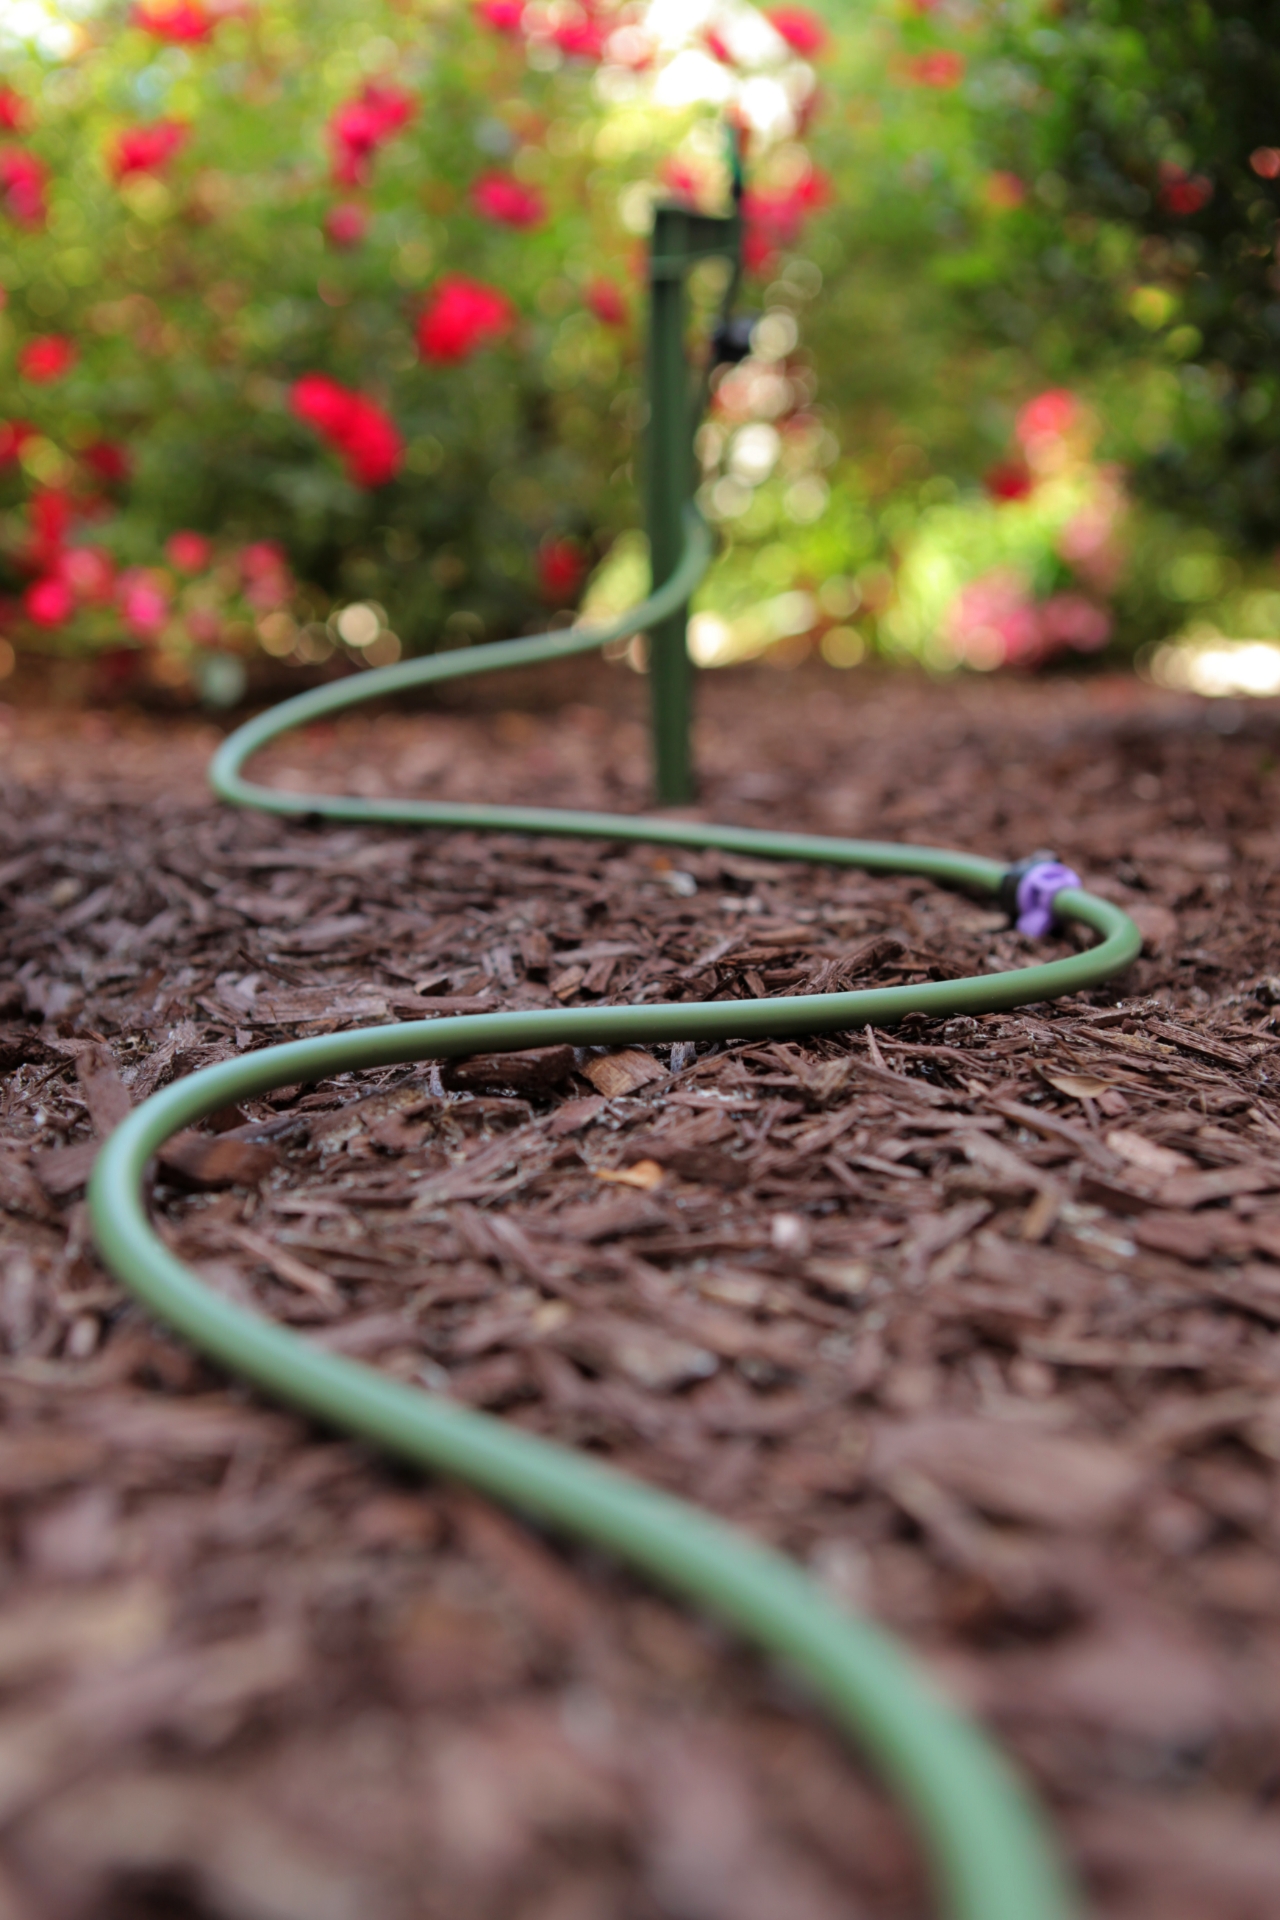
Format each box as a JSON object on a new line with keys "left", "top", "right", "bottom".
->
{"left": 89, "top": 174, "right": 1138, "bottom": 1920}
{"left": 88, "top": 552, "right": 1139, "bottom": 1920}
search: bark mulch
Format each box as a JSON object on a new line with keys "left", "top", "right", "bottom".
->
{"left": 3, "top": 662, "right": 1280, "bottom": 1920}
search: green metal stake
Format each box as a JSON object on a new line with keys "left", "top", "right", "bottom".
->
{"left": 646, "top": 201, "right": 741, "bottom": 805}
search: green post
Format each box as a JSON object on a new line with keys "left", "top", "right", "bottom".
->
{"left": 646, "top": 203, "right": 741, "bottom": 806}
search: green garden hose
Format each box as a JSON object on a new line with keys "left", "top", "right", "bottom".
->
{"left": 88, "top": 508, "right": 1138, "bottom": 1920}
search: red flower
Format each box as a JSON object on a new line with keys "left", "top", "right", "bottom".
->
{"left": 28, "top": 489, "right": 73, "bottom": 567}
{"left": 109, "top": 119, "right": 189, "bottom": 181}
{"left": 0, "top": 89, "right": 28, "bottom": 133}
{"left": 327, "top": 82, "right": 415, "bottom": 188}
{"left": 585, "top": 277, "right": 627, "bottom": 326}
{"left": 289, "top": 375, "right": 403, "bottom": 488}
{"left": 477, "top": 0, "right": 526, "bottom": 30}
{"left": 417, "top": 275, "right": 514, "bottom": 361}
{"left": 0, "top": 150, "right": 48, "bottom": 227}
{"left": 705, "top": 27, "right": 735, "bottom": 63}
{"left": 984, "top": 463, "right": 1034, "bottom": 503}
{"left": 1159, "top": 163, "right": 1212, "bottom": 216}
{"left": 1015, "top": 388, "right": 1078, "bottom": 447}
{"left": 82, "top": 440, "right": 131, "bottom": 486}
{"left": 131, "top": 2, "right": 214, "bottom": 43}
{"left": 741, "top": 166, "right": 831, "bottom": 268}
{"left": 766, "top": 9, "right": 829, "bottom": 58}
{"left": 19, "top": 335, "right": 76, "bottom": 383}
{"left": 552, "top": 10, "right": 606, "bottom": 60}
{"left": 166, "top": 530, "right": 213, "bottom": 571}
{"left": 662, "top": 159, "right": 701, "bottom": 202}
{"left": 471, "top": 171, "right": 545, "bottom": 227}
{"left": 1251, "top": 148, "right": 1280, "bottom": 180}
{"left": 24, "top": 576, "right": 74, "bottom": 628}
{"left": 0, "top": 419, "right": 35, "bottom": 465}
{"left": 907, "top": 50, "right": 965, "bottom": 88}
{"left": 324, "top": 201, "right": 368, "bottom": 249}
{"left": 538, "top": 536, "right": 587, "bottom": 604}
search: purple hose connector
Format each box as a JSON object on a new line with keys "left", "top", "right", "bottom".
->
{"left": 1015, "top": 861, "right": 1081, "bottom": 938}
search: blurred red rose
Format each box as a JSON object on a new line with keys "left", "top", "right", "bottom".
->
{"left": 1159, "top": 163, "right": 1212, "bottom": 216}
{"left": 324, "top": 201, "right": 369, "bottom": 248}
{"left": 0, "top": 150, "right": 48, "bottom": 227}
{"left": 0, "top": 89, "right": 28, "bottom": 133}
{"left": 24, "top": 576, "right": 74, "bottom": 628}
{"left": 82, "top": 440, "right": 131, "bottom": 487}
{"left": 109, "top": 119, "right": 189, "bottom": 181}
{"left": 766, "top": 9, "right": 828, "bottom": 57}
{"left": 477, "top": 0, "right": 525, "bottom": 30}
{"left": 117, "top": 568, "right": 171, "bottom": 639}
{"left": 907, "top": 51, "right": 965, "bottom": 88}
{"left": 289, "top": 374, "right": 403, "bottom": 487}
{"left": 328, "top": 82, "right": 415, "bottom": 188}
{"left": 58, "top": 546, "right": 116, "bottom": 603}
{"left": 0, "top": 419, "right": 35, "bottom": 465}
{"left": 166, "top": 530, "right": 213, "bottom": 571}
{"left": 19, "top": 335, "right": 76, "bottom": 383}
{"left": 984, "top": 463, "right": 1034, "bottom": 503}
{"left": 28, "top": 489, "right": 72, "bottom": 566}
{"left": 538, "top": 536, "right": 587, "bottom": 604}
{"left": 585, "top": 277, "right": 627, "bottom": 326}
{"left": 417, "top": 275, "right": 514, "bottom": 361}
{"left": 131, "top": 2, "right": 214, "bottom": 43}
{"left": 472, "top": 171, "right": 545, "bottom": 227}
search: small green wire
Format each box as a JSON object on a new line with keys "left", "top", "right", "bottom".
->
{"left": 90, "top": 512, "right": 1136, "bottom": 1920}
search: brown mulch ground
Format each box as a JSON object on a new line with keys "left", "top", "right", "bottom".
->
{"left": 3, "top": 660, "right": 1280, "bottom": 1920}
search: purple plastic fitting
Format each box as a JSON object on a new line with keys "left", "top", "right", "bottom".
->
{"left": 1015, "top": 861, "right": 1081, "bottom": 938}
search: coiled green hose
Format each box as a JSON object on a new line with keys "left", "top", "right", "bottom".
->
{"left": 88, "top": 503, "right": 1138, "bottom": 1920}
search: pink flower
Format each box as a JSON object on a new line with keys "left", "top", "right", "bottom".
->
{"left": 131, "top": 2, "right": 214, "bottom": 43}
{"left": 585, "top": 277, "right": 627, "bottom": 326}
{"left": 166, "top": 530, "right": 213, "bottom": 571}
{"left": 471, "top": 171, "right": 545, "bottom": 227}
{"left": 1159, "top": 163, "right": 1212, "bottom": 216}
{"left": 538, "top": 536, "right": 587, "bottom": 603}
{"left": 19, "top": 335, "right": 76, "bottom": 383}
{"left": 24, "top": 576, "right": 74, "bottom": 628}
{"left": 240, "top": 540, "right": 288, "bottom": 582}
{"left": 552, "top": 9, "right": 606, "bottom": 60}
{"left": 116, "top": 568, "right": 171, "bottom": 639}
{"left": 705, "top": 27, "right": 735, "bottom": 63}
{"left": 766, "top": 9, "right": 829, "bottom": 58}
{"left": 0, "top": 150, "right": 48, "bottom": 227}
{"left": 0, "top": 89, "right": 28, "bottom": 133}
{"left": 1037, "top": 593, "right": 1110, "bottom": 654}
{"left": 476, "top": 0, "right": 525, "bottom": 31}
{"left": 417, "top": 275, "right": 514, "bottom": 362}
{"left": 109, "top": 119, "right": 189, "bottom": 181}
{"left": 741, "top": 166, "right": 830, "bottom": 270}
{"left": 907, "top": 50, "right": 965, "bottom": 88}
{"left": 327, "top": 83, "right": 415, "bottom": 188}
{"left": 289, "top": 375, "right": 403, "bottom": 487}
{"left": 1015, "top": 388, "right": 1078, "bottom": 448}
{"left": 324, "top": 201, "right": 368, "bottom": 249}
{"left": 185, "top": 607, "right": 222, "bottom": 645}
{"left": 58, "top": 546, "right": 116, "bottom": 603}
{"left": 239, "top": 542, "right": 292, "bottom": 612}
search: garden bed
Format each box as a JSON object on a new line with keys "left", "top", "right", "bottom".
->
{"left": 2, "top": 660, "right": 1280, "bottom": 1920}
